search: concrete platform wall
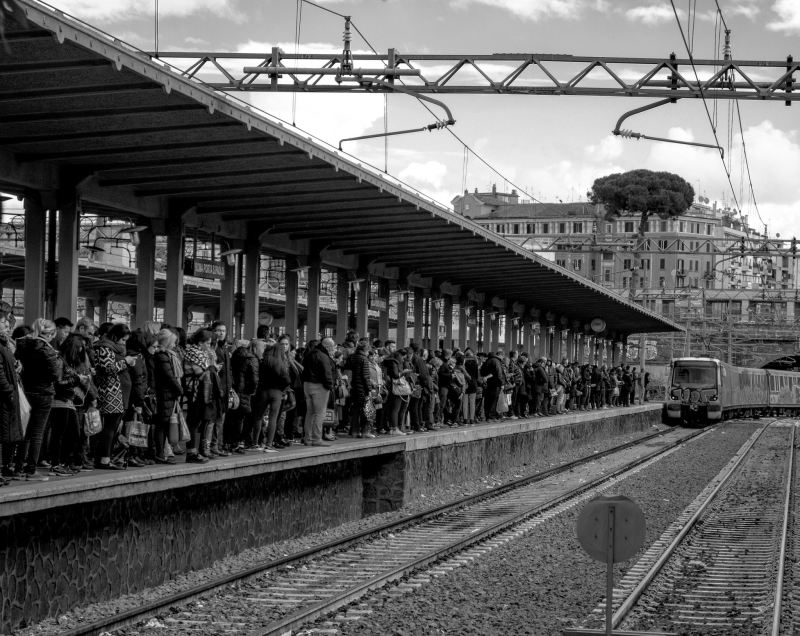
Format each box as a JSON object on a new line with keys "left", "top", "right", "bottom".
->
{"left": 0, "top": 406, "right": 659, "bottom": 632}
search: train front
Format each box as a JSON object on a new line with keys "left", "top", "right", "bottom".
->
{"left": 663, "top": 358, "right": 722, "bottom": 425}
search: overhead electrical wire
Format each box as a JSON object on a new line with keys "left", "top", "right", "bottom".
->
{"left": 668, "top": 0, "right": 749, "bottom": 224}
{"left": 299, "top": 0, "right": 543, "bottom": 204}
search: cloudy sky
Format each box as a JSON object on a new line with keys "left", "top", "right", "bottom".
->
{"left": 42, "top": 0, "right": 800, "bottom": 239}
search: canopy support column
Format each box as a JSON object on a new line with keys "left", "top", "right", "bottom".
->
{"left": 164, "top": 218, "right": 184, "bottom": 328}
{"left": 243, "top": 242, "right": 260, "bottom": 338}
{"left": 284, "top": 258, "right": 299, "bottom": 343}
{"left": 23, "top": 195, "right": 46, "bottom": 326}
{"left": 55, "top": 199, "right": 79, "bottom": 322}
{"left": 134, "top": 227, "right": 156, "bottom": 329}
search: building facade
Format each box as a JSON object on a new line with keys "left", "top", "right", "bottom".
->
{"left": 454, "top": 186, "right": 800, "bottom": 367}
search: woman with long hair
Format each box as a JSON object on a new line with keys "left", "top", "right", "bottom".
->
{"left": 125, "top": 329, "right": 155, "bottom": 467}
{"left": 93, "top": 323, "right": 136, "bottom": 469}
{"left": 13, "top": 318, "right": 60, "bottom": 480}
{"left": 252, "top": 338, "right": 291, "bottom": 452}
{"left": 47, "top": 334, "right": 92, "bottom": 475}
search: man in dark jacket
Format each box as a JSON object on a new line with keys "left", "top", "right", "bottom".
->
{"left": 533, "top": 358, "right": 550, "bottom": 416}
{"left": 301, "top": 337, "right": 336, "bottom": 446}
{"left": 346, "top": 343, "right": 372, "bottom": 438}
{"left": 227, "top": 339, "right": 259, "bottom": 453}
{"left": 480, "top": 350, "right": 506, "bottom": 422}
{"left": 210, "top": 321, "right": 232, "bottom": 456}
{"left": 409, "top": 342, "right": 433, "bottom": 432}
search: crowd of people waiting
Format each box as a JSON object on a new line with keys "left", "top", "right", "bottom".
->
{"left": 0, "top": 308, "right": 649, "bottom": 484}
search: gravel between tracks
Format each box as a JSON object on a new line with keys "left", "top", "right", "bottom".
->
{"left": 330, "top": 421, "right": 762, "bottom": 636}
{"left": 19, "top": 422, "right": 670, "bottom": 636}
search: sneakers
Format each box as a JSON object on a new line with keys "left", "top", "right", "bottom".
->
{"left": 233, "top": 445, "right": 246, "bottom": 455}
{"left": 364, "top": 432, "right": 377, "bottom": 438}
{"left": 127, "top": 457, "right": 146, "bottom": 468}
{"left": 388, "top": 429, "right": 405, "bottom": 436}
{"left": 263, "top": 445, "right": 279, "bottom": 453}
{"left": 185, "top": 453, "right": 209, "bottom": 464}
{"left": 94, "top": 462, "right": 126, "bottom": 471}
{"left": 49, "top": 465, "right": 74, "bottom": 477}
{"left": 24, "top": 470, "right": 49, "bottom": 482}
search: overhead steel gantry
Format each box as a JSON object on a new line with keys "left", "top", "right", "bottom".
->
{"left": 155, "top": 50, "right": 797, "bottom": 102}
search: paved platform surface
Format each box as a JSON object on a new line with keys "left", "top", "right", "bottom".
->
{"left": 0, "top": 404, "right": 661, "bottom": 517}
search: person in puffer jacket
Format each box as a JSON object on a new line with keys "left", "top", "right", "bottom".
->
{"left": 14, "top": 318, "right": 60, "bottom": 480}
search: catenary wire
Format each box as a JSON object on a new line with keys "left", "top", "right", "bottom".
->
{"left": 300, "top": 0, "right": 543, "bottom": 204}
{"left": 668, "top": 0, "right": 744, "bottom": 219}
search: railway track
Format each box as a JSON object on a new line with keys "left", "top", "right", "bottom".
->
{"left": 67, "top": 427, "right": 705, "bottom": 636}
{"left": 570, "top": 419, "right": 797, "bottom": 636}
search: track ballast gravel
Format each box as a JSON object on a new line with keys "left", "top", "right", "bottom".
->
{"left": 18, "top": 423, "right": 669, "bottom": 636}
{"left": 328, "top": 421, "right": 762, "bottom": 636}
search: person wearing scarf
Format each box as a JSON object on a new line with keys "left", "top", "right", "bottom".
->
{"left": 93, "top": 323, "right": 136, "bottom": 469}
{"left": 183, "top": 329, "right": 223, "bottom": 461}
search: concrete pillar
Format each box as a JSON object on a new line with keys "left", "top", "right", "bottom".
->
{"left": 335, "top": 269, "right": 348, "bottom": 343}
{"left": 482, "top": 309, "right": 492, "bottom": 353}
{"left": 306, "top": 260, "right": 321, "bottom": 341}
{"left": 218, "top": 256, "right": 236, "bottom": 329}
{"left": 243, "top": 243, "right": 260, "bottom": 338}
{"left": 98, "top": 295, "right": 109, "bottom": 324}
{"left": 457, "top": 301, "right": 468, "bottom": 350}
{"left": 133, "top": 228, "right": 156, "bottom": 329}
{"left": 396, "top": 291, "right": 408, "bottom": 346}
{"left": 430, "top": 296, "right": 440, "bottom": 350}
{"left": 522, "top": 322, "right": 532, "bottom": 358}
{"left": 355, "top": 278, "right": 369, "bottom": 339}
{"left": 576, "top": 333, "right": 584, "bottom": 363}
{"left": 164, "top": 219, "right": 184, "bottom": 328}
{"left": 377, "top": 279, "right": 390, "bottom": 342}
{"left": 443, "top": 296, "right": 453, "bottom": 350}
{"left": 413, "top": 287, "right": 424, "bottom": 346}
{"left": 55, "top": 200, "right": 79, "bottom": 321}
{"left": 504, "top": 313, "right": 514, "bottom": 352}
{"left": 84, "top": 298, "right": 96, "bottom": 322}
{"left": 467, "top": 307, "right": 478, "bottom": 350}
{"left": 284, "top": 259, "right": 299, "bottom": 344}
{"left": 491, "top": 313, "right": 500, "bottom": 352}
{"left": 23, "top": 196, "right": 46, "bottom": 325}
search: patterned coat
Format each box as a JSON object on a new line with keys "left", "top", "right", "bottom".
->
{"left": 0, "top": 338, "right": 22, "bottom": 444}
{"left": 94, "top": 338, "right": 128, "bottom": 414}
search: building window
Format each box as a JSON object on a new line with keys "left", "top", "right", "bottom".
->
{"left": 658, "top": 240, "right": 668, "bottom": 250}
{"left": 558, "top": 222, "right": 567, "bottom": 234}
{"left": 660, "top": 221, "right": 667, "bottom": 232}
{"left": 542, "top": 223, "right": 550, "bottom": 234}
{"left": 679, "top": 221, "right": 686, "bottom": 232}
{"left": 603, "top": 252, "right": 614, "bottom": 261}
{"left": 659, "top": 258, "right": 666, "bottom": 270}
{"left": 622, "top": 277, "right": 629, "bottom": 288}
{"left": 591, "top": 259, "right": 596, "bottom": 270}
{"left": 573, "top": 259, "right": 583, "bottom": 271}
{"left": 623, "top": 258, "right": 632, "bottom": 270}
{"left": 556, "top": 258, "right": 567, "bottom": 267}
{"left": 526, "top": 223, "right": 534, "bottom": 234}
{"left": 624, "top": 221, "right": 635, "bottom": 233}
{"left": 604, "top": 269, "right": 611, "bottom": 282}
{"left": 573, "top": 222, "right": 583, "bottom": 233}
{"left": 659, "top": 276, "right": 666, "bottom": 288}
{"left": 512, "top": 223, "right": 520, "bottom": 234}
{"left": 464, "top": 203, "right": 470, "bottom": 211}
{"left": 641, "top": 258, "right": 650, "bottom": 270}
{"left": 605, "top": 223, "right": 612, "bottom": 233}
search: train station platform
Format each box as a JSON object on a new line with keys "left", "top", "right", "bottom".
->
{"left": 0, "top": 404, "right": 660, "bottom": 632}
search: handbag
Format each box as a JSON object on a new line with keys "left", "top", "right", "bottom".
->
{"left": 124, "top": 413, "right": 149, "bottom": 448}
{"left": 177, "top": 407, "right": 191, "bottom": 442}
{"left": 228, "top": 389, "right": 240, "bottom": 410}
{"left": 410, "top": 385, "right": 422, "bottom": 399}
{"left": 168, "top": 404, "right": 180, "bottom": 445}
{"left": 391, "top": 377, "right": 412, "bottom": 397}
{"left": 363, "top": 398, "right": 376, "bottom": 423}
{"left": 323, "top": 408, "right": 335, "bottom": 425}
{"left": 83, "top": 407, "right": 102, "bottom": 436}
{"left": 17, "top": 384, "right": 31, "bottom": 437}
{"left": 495, "top": 391, "right": 509, "bottom": 414}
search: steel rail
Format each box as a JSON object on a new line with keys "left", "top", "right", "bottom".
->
{"left": 61, "top": 427, "right": 691, "bottom": 636}
{"left": 252, "top": 428, "right": 710, "bottom": 636}
{"left": 771, "top": 423, "right": 796, "bottom": 636}
{"left": 609, "top": 419, "right": 774, "bottom": 629}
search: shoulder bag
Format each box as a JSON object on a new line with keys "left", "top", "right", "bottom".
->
{"left": 391, "top": 377, "right": 412, "bottom": 397}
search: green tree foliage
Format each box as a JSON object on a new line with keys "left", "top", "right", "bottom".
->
{"left": 587, "top": 169, "right": 694, "bottom": 298}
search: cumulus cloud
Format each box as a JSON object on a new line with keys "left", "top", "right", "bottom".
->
{"left": 48, "top": 0, "right": 237, "bottom": 22}
{"left": 624, "top": 4, "right": 681, "bottom": 25}
{"left": 585, "top": 135, "right": 624, "bottom": 161}
{"left": 398, "top": 161, "right": 448, "bottom": 189}
{"left": 767, "top": 0, "right": 800, "bottom": 33}
{"left": 450, "top": 0, "right": 586, "bottom": 21}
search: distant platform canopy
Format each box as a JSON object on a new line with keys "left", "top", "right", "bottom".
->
{"left": 0, "top": 0, "right": 682, "bottom": 336}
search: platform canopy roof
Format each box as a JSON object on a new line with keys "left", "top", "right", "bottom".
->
{"left": 0, "top": 0, "right": 681, "bottom": 335}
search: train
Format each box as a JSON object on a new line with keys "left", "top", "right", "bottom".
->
{"left": 662, "top": 357, "right": 800, "bottom": 425}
